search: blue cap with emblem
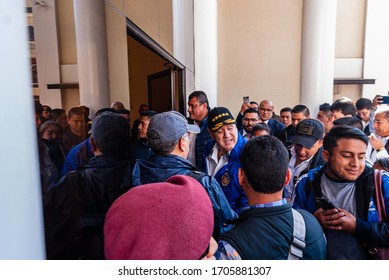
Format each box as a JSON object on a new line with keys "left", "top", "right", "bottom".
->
{"left": 208, "top": 107, "right": 236, "bottom": 132}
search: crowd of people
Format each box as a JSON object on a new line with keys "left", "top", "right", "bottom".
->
{"left": 33, "top": 91, "right": 389, "bottom": 260}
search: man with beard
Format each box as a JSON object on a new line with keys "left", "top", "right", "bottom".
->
{"left": 240, "top": 108, "right": 260, "bottom": 140}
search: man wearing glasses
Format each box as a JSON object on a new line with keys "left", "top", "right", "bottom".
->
{"left": 240, "top": 108, "right": 260, "bottom": 140}
{"left": 258, "top": 99, "right": 285, "bottom": 136}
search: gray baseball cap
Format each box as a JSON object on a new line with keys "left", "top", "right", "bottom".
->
{"left": 147, "top": 111, "right": 200, "bottom": 142}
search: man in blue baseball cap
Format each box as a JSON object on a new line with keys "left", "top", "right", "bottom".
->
{"left": 132, "top": 110, "right": 237, "bottom": 239}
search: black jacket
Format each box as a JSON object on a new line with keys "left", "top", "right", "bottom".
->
{"left": 44, "top": 155, "right": 132, "bottom": 259}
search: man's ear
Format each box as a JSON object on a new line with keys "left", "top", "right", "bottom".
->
{"left": 178, "top": 137, "right": 185, "bottom": 151}
{"left": 322, "top": 149, "right": 329, "bottom": 162}
{"left": 284, "top": 168, "right": 292, "bottom": 186}
{"left": 238, "top": 168, "right": 247, "bottom": 188}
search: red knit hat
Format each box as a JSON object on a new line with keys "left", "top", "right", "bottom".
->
{"left": 104, "top": 175, "right": 214, "bottom": 260}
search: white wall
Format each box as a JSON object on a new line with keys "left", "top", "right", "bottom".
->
{"left": 363, "top": 0, "right": 389, "bottom": 98}
{"left": 1, "top": 0, "right": 45, "bottom": 259}
{"left": 194, "top": 0, "right": 217, "bottom": 108}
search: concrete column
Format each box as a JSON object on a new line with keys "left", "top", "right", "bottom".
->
{"left": 300, "top": 0, "right": 337, "bottom": 114}
{"left": 0, "top": 1, "right": 45, "bottom": 259}
{"left": 173, "top": 0, "right": 195, "bottom": 101}
{"left": 73, "top": 0, "right": 110, "bottom": 117}
{"left": 194, "top": 0, "right": 217, "bottom": 108}
{"left": 363, "top": 0, "right": 389, "bottom": 98}
{"left": 32, "top": 0, "right": 62, "bottom": 108}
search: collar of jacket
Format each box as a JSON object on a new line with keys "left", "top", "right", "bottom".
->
{"left": 308, "top": 164, "right": 374, "bottom": 220}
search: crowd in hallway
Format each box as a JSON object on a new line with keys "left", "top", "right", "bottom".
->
{"left": 34, "top": 91, "right": 389, "bottom": 260}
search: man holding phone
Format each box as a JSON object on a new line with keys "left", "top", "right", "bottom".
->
{"left": 293, "top": 126, "right": 389, "bottom": 259}
{"left": 235, "top": 97, "right": 259, "bottom": 131}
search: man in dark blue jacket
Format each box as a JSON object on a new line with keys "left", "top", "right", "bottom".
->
{"left": 293, "top": 126, "right": 389, "bottom": 259}
{"left": 187, "top": 91, "right": 212, "bottom": 172}
{"left": 258, "top": 99, "right": 285, "bottom": 136}
{"left": 204, "top": 107, "right": 248, "bottom": 213}
{"left": 216, "top": 136, "right": 326, "bottom": 259}
{"left": 132, "top": 110, "right": 237, "bottom": 238}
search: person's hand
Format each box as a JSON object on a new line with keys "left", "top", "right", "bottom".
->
{"left": 240, "top": 100, "right": 250, "bottom": 114}
{"left": 372, "top": 95, "right": 383, "bottom": 109}
{"left": 314, "top": 207, "right": 356, "bottom": 233}
{"left": 369, "top": 133, "right": 385, "bottom": 151}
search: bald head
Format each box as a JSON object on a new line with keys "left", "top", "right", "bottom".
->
{"left": 111, "top": 101, "right": 125, "bottom": 112}
{"left": 259, "top": 100, "right": 274, "bottom": 121}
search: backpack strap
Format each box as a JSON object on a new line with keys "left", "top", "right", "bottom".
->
{"left": 374, "top": 169, "right": 387, "bottom": 222}
{"left": 288, "top": 209, "right": 306, "bottom": 260}
{"left": 186, "top": 170, "right": 207, "bottom": 182}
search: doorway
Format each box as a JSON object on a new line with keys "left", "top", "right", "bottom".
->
{"left": 148, "top": 69, "right": 172, "bottom": 113}
{"left": 126, "top": 18, "right": 185, "bottom": 120}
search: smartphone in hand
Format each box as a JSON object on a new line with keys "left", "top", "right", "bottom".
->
{"left": 380, "top": 96, "right": 389, "bottom": 104}
{"left": 243, "top": 96, "right": 250, "bottom": 104}
{"left": 315, "top": 197, "right": 336, "bottom": 210}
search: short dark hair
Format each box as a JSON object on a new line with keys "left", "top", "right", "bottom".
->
{"left": 251, "top": 123, "right": 270, "bottom": 135}
{"left": 323, "top": 125, "right": 368, "bottom": 153}
{"left": 147, "top": 130, "right": 178, "bottom": 155}
{"left": 68, "top": 107, "right": 85, "bottom": 119}
{"left": 95, "top": 107, "right": 117, "bottom": 117}
{"left": 318, "top": 103, "right": 332, "bottom": 118}
{"left": 50, "top": 108, "right": 66, "bottom": 121}
{"left": 330, "top": 101, "right": 357, "bottom": 117}
{"left": 188, "top": 91, "right": 209, "bottom": 110}
{"left": 291, "top": 104, "right": 310, "bottom": 117}
{"left": 117, "top": 109, "right": 131, "bottom": 115}
{"left": 355, "top": 98, "right": 372, "bottom": 110}
{"left": 280, "top": 107, "right": 292, "bottom": 114}
{"left": 243, "top": 107, "right": 260, "bottom": 117}
{"left": 140, "top": 110, "right": 158, "bottom": 118}
{"left": 240, "top": 136, "right": 289, "bottom": 194}
{"left": 333, "top": 117, "right": 363, "bottom": 131}
{"left": 319, "top": 103, "right": 331, "bottom": 112}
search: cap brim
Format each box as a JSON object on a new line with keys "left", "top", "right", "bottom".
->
{"left": 293, "top": 135, "right": 317, "bottom": 149}
{"left": 188, "top": 124, "right": 201, "bottom": 134}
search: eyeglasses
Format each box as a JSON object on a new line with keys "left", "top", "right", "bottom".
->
{"left": 259, "top": 108, "right": 273, "bottom": 113}
{"left": 243, "top": 118, "right": 259, "bottom": 123}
